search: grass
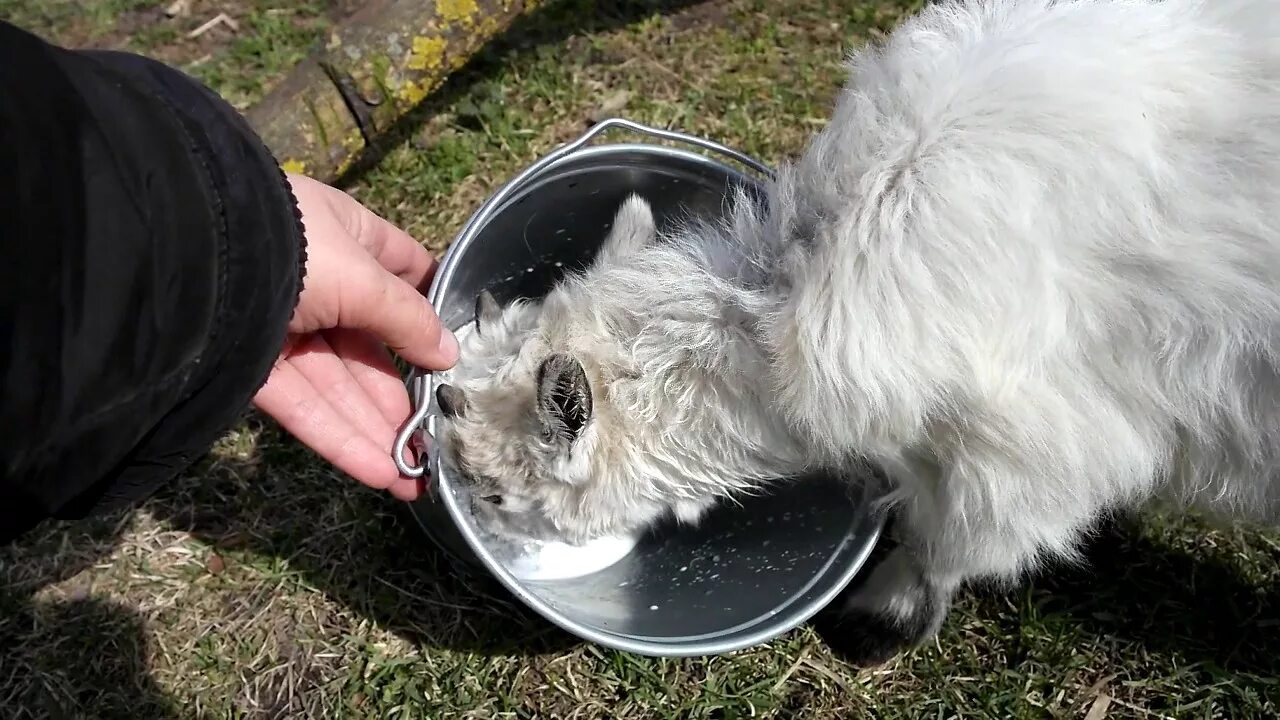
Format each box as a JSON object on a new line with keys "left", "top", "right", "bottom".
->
{"left": 2, "top": 0, "right": 1280, "bottom": 718}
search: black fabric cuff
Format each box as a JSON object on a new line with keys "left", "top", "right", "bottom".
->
{"left": 52, "top": 51, "right": 308, "bottom": 519}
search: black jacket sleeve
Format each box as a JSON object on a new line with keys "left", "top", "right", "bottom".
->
{"left": 0, "top": 21, "right": 307, "bottom": 544}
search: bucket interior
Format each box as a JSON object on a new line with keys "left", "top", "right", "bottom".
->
{"left": 412, "top": 144, "right": 882, "bottom": 655}
{"left": 431, "top": 145, "right": 763, "bottom": 327}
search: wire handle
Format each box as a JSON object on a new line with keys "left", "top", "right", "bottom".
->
{"left": 391, "top": 117, "right": 773, "bottom": 478}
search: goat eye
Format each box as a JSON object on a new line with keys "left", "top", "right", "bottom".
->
{"left": 481, "top": 495, "right": 503, "bottom": 505}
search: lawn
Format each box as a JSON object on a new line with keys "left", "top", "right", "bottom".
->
{"left": 2, "top": 1, "right": 1279, "bottom": 718}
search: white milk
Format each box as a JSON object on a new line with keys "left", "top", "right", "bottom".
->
{"left": 494, "top": 534, "right": 639, "bottom": 581}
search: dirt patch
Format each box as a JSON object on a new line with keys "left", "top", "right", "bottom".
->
{"left": 40, "top": 0, "right": 362, "bottom": 69}
{"left": 666, "top": 0, "right": 731, "bottom": 33}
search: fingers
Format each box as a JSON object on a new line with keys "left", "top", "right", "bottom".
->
{"left": 325, "top": 328, "right": 412, "bottom": 428}
{"left": 387, "top": 476, "right": 427, "bottom": 502}
{"left": 276, "top": 175, "right": 439, "bottom": 501}
{"left": 343, "top": 261, "right": 459, "bottom": 371}
{"left": 301, "top": 172, "right": 440, "bottom": 289}
{"left": 340, "top": 203, "right": 458, "bottom": 368}
{"left": 252, "top": 357, "right": 414, "bottom": 497}
{"left": 288, "top": 333, "right": 399, "bottom": 452}
{"left": 349, "top": 203, "right": 441, "bottom": 291}
{"left": 286, "top": 172, "right": 458, "bottom": 370}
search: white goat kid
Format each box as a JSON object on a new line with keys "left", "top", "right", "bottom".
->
{"left": 435, "top": 0, "right": 1280, "bottom": 663}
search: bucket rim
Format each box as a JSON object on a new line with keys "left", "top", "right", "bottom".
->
{"left": 390, "top": 119, "right": 882, "bottom": 657}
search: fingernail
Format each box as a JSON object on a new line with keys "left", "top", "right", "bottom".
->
{"left": 437, "top": 327, "right": 459, "bottom": 363}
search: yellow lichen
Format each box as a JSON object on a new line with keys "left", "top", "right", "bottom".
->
{"left": 437, "top": 0, "right": 479, "bottom": 25}
{"left": 406, "top": 35, "right": 447, "bottom": 72}
{"left": 334, "top": 130, "right": 366, "bottom": 176}
{"left": 477, "top": 15, "right": 499, "bottom": 38}
{"left": 397, "top": 79, "right": 429, "bottom": 106}
{"left": 341, "top": 128, "right": 365, "bottom": 152}
{"left": 334, "top": 154, "right": 356, "bottom": 179}
{"left": 280, "top": 159, "right": 307, "bottom": 175}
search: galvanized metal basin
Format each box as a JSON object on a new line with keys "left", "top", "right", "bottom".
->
{"left": 393, "top": 118, "right": 883, "bottom": 657}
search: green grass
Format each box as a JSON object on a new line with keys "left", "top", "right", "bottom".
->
{"left": 3, "top": 1, "right": 1280, "bottom": 718}
{"left": 0, "top": 0, "right": 336, "bottom": 110}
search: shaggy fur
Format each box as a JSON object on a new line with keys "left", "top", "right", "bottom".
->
{"left": 435, "top": 0, "right": 1280, "bottom": 663}
{"left": 437, "top": 195, "right": 811, "bottom": 542}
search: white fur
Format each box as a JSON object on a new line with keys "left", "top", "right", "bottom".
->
{"left": 437, "top": 194, "right": 810, "bottom": 543}
{"left": 440, "top": 0, "right": 1280, "bottom": 656}
{"left": 765, "top": 0, "right": 1280, "bottom": 612}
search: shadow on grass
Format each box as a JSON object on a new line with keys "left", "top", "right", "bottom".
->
{"left": 1024, "top": 516, "right": 1280, "bottom": 676}
{"left": 0, "top": 416, "right": 572, "bottom": 716}
{"left": 142, "top": 414, "right": 582, "bottom": 660}
{"left": 331, "top": 0, "right": 719, "bottom": 189}
{"left": 6, "top": 412, "right": 1280, "bottom": 715}
{"left": 1, "top": 565, "right": 192, "bottom": 719}
{"left": 816, "top": 514, "right": 1280, "bottom": 684}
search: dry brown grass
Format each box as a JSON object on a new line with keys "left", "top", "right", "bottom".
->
{"left": 3, "top": 1, "right": 1280, "bottom": 717}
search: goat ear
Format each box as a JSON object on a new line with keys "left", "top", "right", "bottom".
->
{"left": 475, "top": 289, "right": 501, "bottom": 334}
{"left": 596, "top": 194, "right": 656, "bottom": 266}
{"left": 535, "top": 354, "right": 593, "bottom": 444}
{"left": 436, "top": 383, "right": 467, "bottom": 418}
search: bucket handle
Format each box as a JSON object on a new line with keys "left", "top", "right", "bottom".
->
{"left": 391, "top": 117, "right": 773, "bottom": 479}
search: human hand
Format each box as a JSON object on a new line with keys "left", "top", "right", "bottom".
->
{"left": 251, "top": 173, "right": 458, "bottom": 501}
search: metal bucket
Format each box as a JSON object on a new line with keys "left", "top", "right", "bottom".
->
{"left": 392, "top": 118, "right": 883, "bottom": 657}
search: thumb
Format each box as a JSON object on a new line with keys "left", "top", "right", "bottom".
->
{"left": 344, "top": 259, "right": 459, "bottom": 371}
